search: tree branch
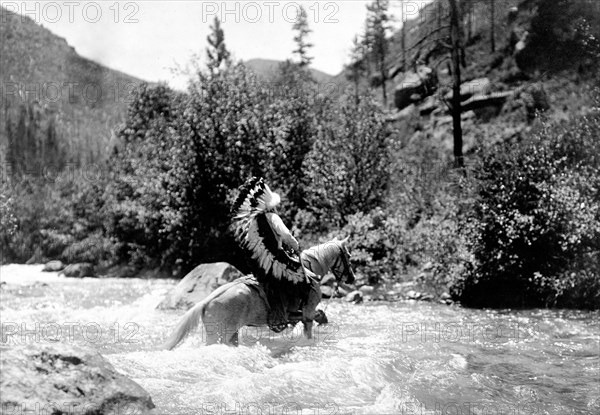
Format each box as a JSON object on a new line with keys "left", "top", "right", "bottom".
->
{"left": 407, "top": 25, "right": 451, "bottom": 52}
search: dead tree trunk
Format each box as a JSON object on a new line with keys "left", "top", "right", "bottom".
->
{"left": 449, "top": 0, "right": 463, "bottom": 168}
{"left": 490, "top": 0, "right": 496, "bottom": 53}
{"left": 380, "top": 55, "right": 388, "bottom": 106}
{"left": 401, "top": 22, "right": 406, "bottom": 71}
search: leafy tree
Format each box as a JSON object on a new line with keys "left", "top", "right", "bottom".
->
{"left": 206, "top": 17, "right": 231, "bottom": 75}
{"left": 104, "top": 83, "right": 183, "bottom": 267}
{"left": 292, "top": 6, "right": 314, "bottom": 67}
{"left": 303, "top": 93, "right": 391, "bottom": 228}
{"left": 518, "top": 0, "right": 600, "bottom": 71}
{"left": 265, "top": 61, "right": 320, "bottom": 219}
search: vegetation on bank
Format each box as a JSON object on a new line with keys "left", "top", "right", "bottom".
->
{"left": 1, "top": 0, "right": 599, "bottom": 309}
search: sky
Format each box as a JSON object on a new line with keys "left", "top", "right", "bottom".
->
{"left": 2, "top": 1, "right": 431, "bottom": 90}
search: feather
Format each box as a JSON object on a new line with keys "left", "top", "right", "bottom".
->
{"left": 231, "top": 177, "right": 305, "bottom": 285}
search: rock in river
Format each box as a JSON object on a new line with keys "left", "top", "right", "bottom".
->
{"left": 42, "top": 260, "right": 65, "bottom": 272}
{"left": 61, "top": 263, "right": 95, "bottom": 278}
{"left": 0, "top": 343, "right": 155, "bottom": 414}
{"left": 157, "top": 262, "right": 244, "bottom": 310}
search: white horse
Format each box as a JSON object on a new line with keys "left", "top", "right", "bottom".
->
{"left": 163, "top": 238, "right": 355, "bottom": 348}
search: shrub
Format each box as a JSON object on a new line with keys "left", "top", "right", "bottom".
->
{"left": 454, "top": 110, "right": 600, "bottom": 309}
{"left": 334, "top": 208, "right": 404, "bottom": 285}
{"left": 302, "top": 94, "right": 392, "bottom": 230}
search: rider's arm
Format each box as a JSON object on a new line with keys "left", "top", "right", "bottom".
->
{"left": 265, "top": 212, "right": 300, "bottom": 252}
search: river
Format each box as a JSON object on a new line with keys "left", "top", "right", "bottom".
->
{"left": 1, "top": 265, "right": 598, "bottom": 414}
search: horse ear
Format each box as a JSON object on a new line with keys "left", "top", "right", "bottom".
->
{"left": 341, "top": 236, "right": 349, "bottom": 245}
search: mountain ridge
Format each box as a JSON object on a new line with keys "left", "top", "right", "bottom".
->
{"left": 0, "top": 7, "right": 145, "bottom": 165}
{"left": 244, "top": 58, "right": 335, "bottom": 84}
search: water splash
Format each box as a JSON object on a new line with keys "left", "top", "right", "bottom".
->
{"left": 1, "top": 265, "right": 598, "bottom": 414}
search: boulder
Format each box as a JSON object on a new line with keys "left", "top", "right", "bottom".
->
{"left": 393, "top": 281, "right": 416, "bottom": 291}
{"left": 157, "top": 262, "right": 244, "bottom": 310}
{"left": 445, "top": 78, "right": 492, "bottom": 102}
{"left": 385, "top": 291, "right": 400, "bottom": 301}
{"left": 345, "top": 290, "right": 363, "bottom": 304}
{"left": 419, "top": 96, "right": 441, "bottom": 116}
{"left": 388, "top": 104, "right": 419, "bottom": 122}
{"left": 359, "top": 285, "right": 375, "bottom": 295}
{"left": 406, "top": 290, "right": 422, "bottom": 300}
{"left": 61, "top": 263, "right": 95, "bottom": 278}
{"left": 102, "top": 264, "right": 139, "bottom": 278}
{"left": 394, "top": 66, "right": 437, "bottom": 110}
{"left": 420, "top": 293, "right": 434, "bottom": 302}
{"left": 462, "top": 90, "right": 515, "bottom": 113}
{"left": 321, "top": 286, "right": 335, "bottom": 299}
{"left": 336, "top": 286, "right": 350, "bottom": 298}
{"left": 0, "top": 343, "right": 154, "bottom": 414}
{"left": 42, "top": 260, "right": 65, "bottom": 272}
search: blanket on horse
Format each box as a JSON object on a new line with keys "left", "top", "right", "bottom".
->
{"left": 235, "top": 275, "right": 311, "bottom": 332}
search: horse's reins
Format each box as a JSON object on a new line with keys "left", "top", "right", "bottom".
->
{"left": 300, "top": 243, "right": 349, "bottom": 314}
{"left": 321, "top": 247, "right": 347, "bottom": 313}
{"left": 321, "top": 286, "right": 337, "bottom": 313}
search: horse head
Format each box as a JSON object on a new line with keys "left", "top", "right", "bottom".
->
{"left": 330, "top": 236, "right": 355, "bottom": 285}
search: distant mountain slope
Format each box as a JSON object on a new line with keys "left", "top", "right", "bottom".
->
{"left": 0, "top": 7, "right": 145, "bottom": 165}
{"left": 244, "top": 58, "right": 334, "bottom": 84}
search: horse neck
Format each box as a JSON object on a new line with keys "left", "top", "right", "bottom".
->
{"left": 302, "top": 242, "right": 338, "bottom": 277}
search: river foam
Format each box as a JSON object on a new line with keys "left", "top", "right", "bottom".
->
{"left": 1, "top": 265, "right": 598, "bottom": 414}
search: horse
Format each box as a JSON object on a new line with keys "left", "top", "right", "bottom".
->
{"left": 163, "top": 237, "right": 355, "bottom": 348}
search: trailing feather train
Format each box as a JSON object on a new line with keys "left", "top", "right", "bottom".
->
{"left": 231, "top": 177, "right": 313, "bottom": 330}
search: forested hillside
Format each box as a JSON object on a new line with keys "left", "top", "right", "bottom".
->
{"left": 0, "top": 8, "right": 143, "bottom": 170}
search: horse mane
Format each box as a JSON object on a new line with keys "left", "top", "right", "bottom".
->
{"left": 304, "top": 240, "right": 342, "bottom": 268}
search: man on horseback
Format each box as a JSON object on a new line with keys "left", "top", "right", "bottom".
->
{"left": 231, "top": 177, "right": 313, "bottom": 332}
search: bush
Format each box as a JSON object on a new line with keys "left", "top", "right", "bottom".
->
{"left": 302, "top": 94, "right": 392, "bottom": 230}
{"left": 334, "top": 208, "right": 404, "bottom": 285}
{"left": 517, "top": 0, "right": 600, "bottom": 72}
{"left": 454, "top": 110, "right": 600, "bottom": 309}
{"left": 1, "top": 171, "right": 113, "bottom": 265}
{"left": 332, "top": 200, "right": 471, "bottom": 294}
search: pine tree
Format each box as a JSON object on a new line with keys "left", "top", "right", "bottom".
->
{"left": 345, "top": 35, "right": 368, "bottom": 103}
{"left": 292, "top": 6, "right": 314, "bottom": 67}
{"left": 365, "top": 0, "right": 391, "bottom": 106}
{"left": 206, "top": 17, "right": 231, "bottom": 74}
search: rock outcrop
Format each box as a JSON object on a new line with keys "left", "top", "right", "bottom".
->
{"left": 394, "top": 66, "right": 438, "bottom": 110}
{"left": 0, "top": 343, "right": 155, "bottom": 414}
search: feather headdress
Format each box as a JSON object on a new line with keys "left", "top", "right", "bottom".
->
{"left": 231, "top": 177, "right": 305, "bottom": 284}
